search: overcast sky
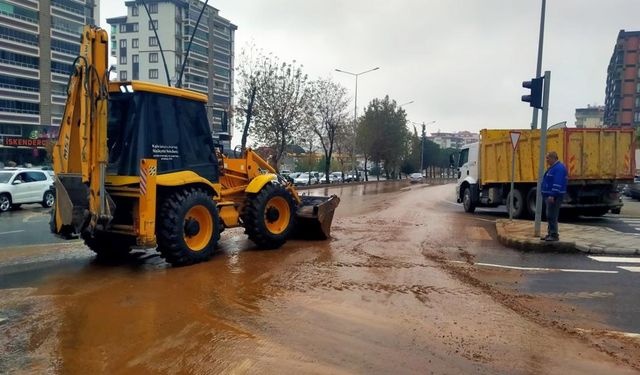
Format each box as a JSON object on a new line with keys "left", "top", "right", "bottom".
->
{"left": 100, "top": 1, "right": 640, "bottom": 136}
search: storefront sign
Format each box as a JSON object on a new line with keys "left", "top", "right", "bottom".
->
{"left": 0, "top": 137, "right": 48, "bottom": 147}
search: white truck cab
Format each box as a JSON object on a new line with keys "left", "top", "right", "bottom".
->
{"left": 455, "top": 142, "right": 479, "bottom": 210}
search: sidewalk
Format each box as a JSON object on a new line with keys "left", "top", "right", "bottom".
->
{"left": 496, "top": 219, "right": 640, "bottom": 255}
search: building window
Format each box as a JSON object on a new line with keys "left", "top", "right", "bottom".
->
{"left": 132, "top": 38, "right": 138, "bottom": 48}
{"left": 149, "top": 53, "right": 158, "bottom": 63}
{"left": 635, "top": 112, "right": 640, "bottom": 122}
{"left": 637, "top": 83, "right": 640, "bottom": 94}
{"left": 120, "top": 39, "right": 127, "bottom": 48}
{"left": 149, "top": 36, "right": 158, "bottom": 47}
{"left": 119, "top": 23, "right": 139, "bottom": 33}
{"left": 149, "top": 20, "right": 158, "bottom": 30}
{"left": 148, "top": 3, "right": 158, "bottom": 13}
{"left": 120, "top": 55, "right": 127, "bottom": 64}
{"left": 120, "top": 71, "right": 127, "bottom": 80}
{"left": 149, "top": 69, "right": 158, "bottom": 79}
{"left": 132, "top": 55, "right": 139, "bottom": 64}
{"left": 132, "top": 5, "right": 139, "bottom": 16}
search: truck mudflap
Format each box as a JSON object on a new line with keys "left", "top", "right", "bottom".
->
{"left": 294, "top": 195, "right": 340, "bottom": 240}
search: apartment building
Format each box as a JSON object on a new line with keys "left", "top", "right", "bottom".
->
{"left": 428, "top": 131, "right": 479, "bottom": 149}
{"left": 604, "top": 30, "right": 640, "bottom": 129}
{"left": 575, "top": 105, "right": 604, "bottom": 128}
{"left": 0, "top": 0, "right": 99, "bottom": 165}
{"left": 107, "top": 0, "right": 236, "bottom": 150}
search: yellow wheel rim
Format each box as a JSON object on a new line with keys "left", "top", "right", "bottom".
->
{"left": 264, "top": 196, "right": 291, "bottom": 235}
{"left": 183, "top": 205, "right": 213, "bottom": 251}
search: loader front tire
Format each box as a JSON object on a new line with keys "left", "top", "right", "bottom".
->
{"left": 242, "top": 183, "right": 296, "bottom": 249}
{"left": 156, "top": 188, "right": 220, "bottom": 266}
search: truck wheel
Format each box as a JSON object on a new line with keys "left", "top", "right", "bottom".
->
{"left": 526, "top": 188, "right": 546, "bottom": 219}
{"left": 242, "top": 183, "right": 296, "bottom": 249}
{"left": 83, "top": 231, "right": 135, "bottom": 259}
{"left": 156, "top": 188, "right": 221, "bottom": 266}
{"left": 0, "top": 194, "right": 11, "bottom": 212}
{"left": 462, "top": 187, "right": 476, "bottom": 213}
{"left": 507, "top": 189, "right": 526, "bottom": 219}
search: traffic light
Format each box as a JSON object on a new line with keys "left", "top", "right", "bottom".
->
{"left": 522, "top": 77, "right": 544, "bottom": 109}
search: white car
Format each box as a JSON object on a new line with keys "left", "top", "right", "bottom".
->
{"left": 0, "top": 169, "right": 55, "bottom": 212}
{"left": 328, "top": 172, "right": 342, "bottom": 183}
{"left": 409, "top": 173, "right": 424, "bottom": 183}
{"left": 294, "top": 173, "right": 313, "bottom": 186}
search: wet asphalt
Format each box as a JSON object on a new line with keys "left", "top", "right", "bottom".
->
{"left": 0, "top": 181, "right": 639, "bottom": 374}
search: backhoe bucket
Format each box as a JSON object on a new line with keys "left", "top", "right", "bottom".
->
{"left": 294, "top": 195, "right": 340, "bottom": 240}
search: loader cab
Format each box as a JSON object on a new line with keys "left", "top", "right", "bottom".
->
{"left": 106, "top": 81, "right": 219, "bottom": 183}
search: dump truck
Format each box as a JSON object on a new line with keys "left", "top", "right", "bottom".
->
{"left": 50, "top": 26, "right": 339, "bottom": 266}
{"left": 454, "top": 128, "right": 636, "bottom": 218}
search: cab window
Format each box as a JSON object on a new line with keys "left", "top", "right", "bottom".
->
{"left": 458, "top": 148, "right": 469, "bottom": 168}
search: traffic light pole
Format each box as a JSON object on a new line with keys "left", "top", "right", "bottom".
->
{"left": 530, "top": 0, "right": 546, "bottom": 130}
{"left": 534, "top": 71, "right": 551, "bottom": 237}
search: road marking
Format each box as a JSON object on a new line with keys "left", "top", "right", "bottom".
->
{"left": 0, "top": 230, "right": 25, "bottom": 235}
{"left": 617, "top": 266, "right": 640, "bottom": 273}
{"left": 449, "top": 260, "right": 618, "bottom": 274}
{"left": 588, "top": 256, "right": 640, "bottom": 263}
{"left": 575, "top": 328, "right": 640, "bottom": 339}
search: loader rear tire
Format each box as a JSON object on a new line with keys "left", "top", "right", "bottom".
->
{"left": 156, "top": 188, "right": 220, "bottom": 266}
{"left": 241, "top": 183, "right": 296, "bottom": 249}
{"left": 83, "top": 232, "right": 135, "bottom": 259}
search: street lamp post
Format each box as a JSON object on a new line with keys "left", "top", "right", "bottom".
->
{"left": 335, "top": 66, "right": 380, "bottom": 181}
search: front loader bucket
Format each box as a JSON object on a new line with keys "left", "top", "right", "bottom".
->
{"left": 294, "top": 195, "right": 340, "bottom": 240}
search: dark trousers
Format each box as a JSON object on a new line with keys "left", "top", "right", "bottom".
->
{"left": 545, "top": 196, "right": 562, "bottom": 238}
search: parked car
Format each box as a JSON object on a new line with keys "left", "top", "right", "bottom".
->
{"left": 0, "top": 168, "right": 55, "bottom": 212}
{"left": 409, "top": 172, "right": 424, "bottom": 183}
{"left": 294, "top": 173, "right": 313, "bottom": 186}
{"left": 329, "top": 172, "right": 342, "bottom": 183}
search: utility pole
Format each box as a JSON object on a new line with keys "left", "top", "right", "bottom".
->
{"left": 534, "top": 71, "right": 551, "bottom": 237}
{"left": 531, "top": 0, "right": 546, "bottom": 130}
{"left": 420, "top": 123, "right": 426, "bottom": 175}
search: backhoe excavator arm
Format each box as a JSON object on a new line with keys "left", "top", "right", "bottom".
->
{"left": 52, "top": 25, "right": 111, "bottom": 235}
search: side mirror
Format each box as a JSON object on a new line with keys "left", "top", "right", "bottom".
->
{"left": 12, "top": 180, "right": 22, "bottom": 185}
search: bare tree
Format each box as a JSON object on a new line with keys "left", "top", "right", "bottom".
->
{"left": 333, "top": 122, "right": 355, "bottom": 181}
{"left": 305, "top": 78, "right": 350, "bottom": 183}
{"left": 234, "top": 44, "right": 276, "bottom": 152}
{"left": 252, "top": 59, "right": 310, "bottom": 170}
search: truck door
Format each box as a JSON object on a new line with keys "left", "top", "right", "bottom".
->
{"left": 458, "top": 147, "right": 469, "bottom": 182}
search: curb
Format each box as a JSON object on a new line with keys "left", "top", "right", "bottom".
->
{"left": 495, "top": 219, "right": 640, "bottom": 255}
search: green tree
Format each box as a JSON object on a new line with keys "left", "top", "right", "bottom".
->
{"left": 357, "top": 96, "right": 409, "bottom": 181}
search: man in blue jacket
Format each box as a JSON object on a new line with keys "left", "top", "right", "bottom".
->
{"left": 541, "top": 151, "right": 568, "bottom": 241}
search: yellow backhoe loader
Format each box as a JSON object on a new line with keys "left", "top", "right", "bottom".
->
{"left": 50, "top": 26, "right": 339, "bottom": 266}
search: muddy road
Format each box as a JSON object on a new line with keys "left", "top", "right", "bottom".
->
{"left": 1, "top": 182, "right": 639, "bottom": 374}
